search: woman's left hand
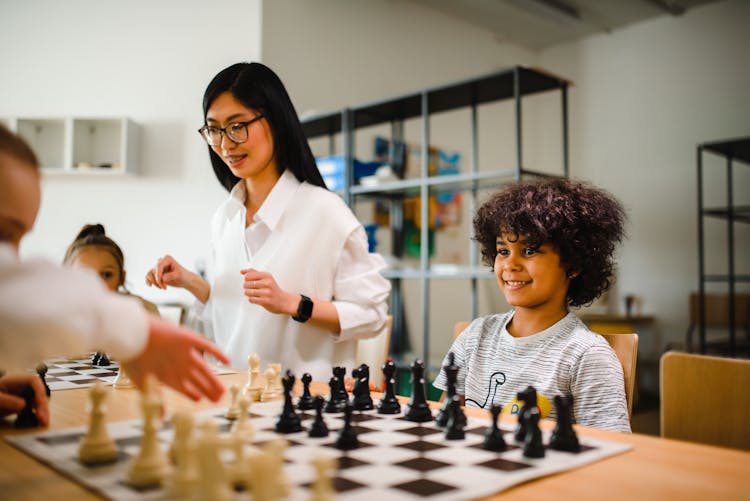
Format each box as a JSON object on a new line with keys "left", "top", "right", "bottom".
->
{"left": 240, "top": 268, "right": 299, "bottom": 316}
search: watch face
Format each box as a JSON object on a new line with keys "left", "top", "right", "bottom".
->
{"left": 294, "top": 295, "right": 313, "bottom": 322}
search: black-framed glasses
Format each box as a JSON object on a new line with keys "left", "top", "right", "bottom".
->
{"left": 197, "top": 114, "right": 265, "bottom": 146}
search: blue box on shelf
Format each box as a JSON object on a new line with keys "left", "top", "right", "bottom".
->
{"left": 315, "top": 155, "right": 381, "bottom": 191}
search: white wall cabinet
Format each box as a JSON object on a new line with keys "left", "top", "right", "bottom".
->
{"left": 2, "top": 117, "right": 139, "bottom": 175}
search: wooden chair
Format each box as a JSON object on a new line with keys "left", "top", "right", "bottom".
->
{"left": 453, "top": 321, "right": 638, "bottom": 417}
{"left": 660, "top": 351, "right": 750, "bottom": 450}
{"left": 356, "top": 315, "right": 393, "bottom": 389}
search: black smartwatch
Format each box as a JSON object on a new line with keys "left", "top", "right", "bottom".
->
{"left": 292, "top": 294, "right": 313, "bottom": 323}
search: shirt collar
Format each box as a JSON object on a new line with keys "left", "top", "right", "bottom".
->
{"left": 256, "top": 169, "right": 300, "bottom": 231}
{"left": 225, "top": 169, "right": 301, "bottom": 230}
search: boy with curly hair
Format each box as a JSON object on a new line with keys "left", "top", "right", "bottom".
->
{"left": 433, "top": 178, "right": 630, "bottom": 432}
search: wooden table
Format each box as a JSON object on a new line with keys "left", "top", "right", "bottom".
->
{"left": 1, "top": 372, "right": 748, "bottom": 500}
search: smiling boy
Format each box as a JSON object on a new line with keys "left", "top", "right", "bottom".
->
{"left": 433, "top": 178, "right": 631, "bottom": 432}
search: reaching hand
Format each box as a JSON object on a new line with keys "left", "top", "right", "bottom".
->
{"left": 0, "top": 374, "right": 49, "bottom": 426}
{"left": 121, "top": 317, "right": 230, "bottom": 402}
{"left": 145, "top": 255, "right": 191, "bottom": 290}
{"left": 241, "top": 268, "right": 298, "bottom": 316}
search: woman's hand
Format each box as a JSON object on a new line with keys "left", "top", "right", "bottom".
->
{"left": 145, "top": 255, "right": 191, "bottom": 290}
{"left": 240, "top": 268, "right": 298, "bottom": 316}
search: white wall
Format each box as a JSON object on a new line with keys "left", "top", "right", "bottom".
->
{"left": 0, "top": 0, "right": 263, "bottom": 304}
{"left": 539, "top": 0, "right": 750, "bottom": 364}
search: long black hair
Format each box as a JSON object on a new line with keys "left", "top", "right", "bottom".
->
{"left": 201, "top": 62, "right": 326, "bottom": 192}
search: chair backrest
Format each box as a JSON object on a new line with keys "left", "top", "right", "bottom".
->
{"left": 660, "top": 351, "right": 750, "bottom": 450}
{"left": 452, "top": 321, "right": 638, "bottom": 417}
{"left": 356, "top": 315, "right": 393, "bottom": 389}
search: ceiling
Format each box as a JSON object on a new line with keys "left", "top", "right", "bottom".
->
{"left": 402, "top": 0, "right": 723, "bottom": 50}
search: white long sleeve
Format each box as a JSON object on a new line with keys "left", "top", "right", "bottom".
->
{"left": 0, "top": 244, "right": 149, "bottom": 372}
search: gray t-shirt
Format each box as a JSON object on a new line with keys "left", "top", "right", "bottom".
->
{"left": 433, "top": 311, "right": 631, "bottom": 432}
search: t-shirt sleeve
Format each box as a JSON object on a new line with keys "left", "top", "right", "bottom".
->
{"left": 571, "top": 343, "right": 631, "bottom": 432}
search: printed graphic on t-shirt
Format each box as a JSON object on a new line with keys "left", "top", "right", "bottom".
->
{"left": 466, "top": 371, "right": 505, "bottom": 408}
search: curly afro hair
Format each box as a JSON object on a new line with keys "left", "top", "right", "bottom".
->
{"left": 473, "top": 178, "right": 626, "bottom": 307}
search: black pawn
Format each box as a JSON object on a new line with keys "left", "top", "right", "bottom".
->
{"left": 297, "top": 373, "right": 314, "bottom": 411}
{"left": 351, "top": 364, "right": 374, "bottom": 411}
{"left": 334, "top": 402, "right": 359, "bottom": 450}
{"left": 404, "top": 359, "right": 433, "bottom": 423}
{"left": 444, "top": 395, "right": 465, "bottom": 440}
{"left": 482, "top": 404, "right": 507, "bottom": 452}
{"left": 97, "top": 352, "right": 110, "bottom": 366}
{"left": 522, "top": 406, "right": 545, "bottom": 458}
{"left": 14, "top": 385, "right": 40, "bottom": 428}
{"left": 377, "top": 359, "right": 401, "bottom": 414}
{"left": 91, "top": 351, "right": 101, "bottom": 365}
{"left": 436, "top": 352, "right": 459, "bottom": 428}
{"left": 549, "top": 394, "right": 580, "bottom": 452}
{"left": 275, "top": 370, "right": 302, "bottom": 433}
{"left": 308, "top": 396, "right": 329, "bottom": 438}
{"left": 36, "top": 363, "right": 51, "bottom": 398}
{"left": 514, "top": 386, "right": 537, "bottom": 443}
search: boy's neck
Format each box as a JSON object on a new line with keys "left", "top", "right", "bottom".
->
{"left": 507, "top": 307, "right": 569, "bottom": 338}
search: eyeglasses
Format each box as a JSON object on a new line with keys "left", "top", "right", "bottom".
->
{"left": 197, "top": 114, "right": 265, "bottom": 146}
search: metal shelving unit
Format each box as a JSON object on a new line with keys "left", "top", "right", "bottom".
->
{"left": 695, "top": 136, "right": 750, "bottom": 356}
{"left": 302, "top": 65, "right": 570, "bottom": 370}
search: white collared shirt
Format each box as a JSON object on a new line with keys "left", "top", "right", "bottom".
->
{"left": 214, "top": 169, "right": 390, "bottom": 342}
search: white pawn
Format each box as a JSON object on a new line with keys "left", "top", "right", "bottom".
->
{"left": 310, "top": 455, "right": 336, "bottom": 501}
{"left": 166, "top": 412, "right": 197, "bottom": 498}
{"left": 127, "top": 376, "right": 171, "bottom": 488}
{"left": 78, "top": 381, "right": 118, "bottom": 465}
{"left": 225, "top": 384, "right": 240, "bottom": 420}
{"left": 242, "top": 353, "right": 263, "bottom": 402}
{"left": 231, "top": 396, "right": 254, "bottom": 439}
{"left": 112, "top": 365, "right": 134, "bottom": 389}
{"left": 261, "top": 365, "right": 280, "bottom": 402}
{"left": 269, "top": 362, "right": 283, "bottom": 395}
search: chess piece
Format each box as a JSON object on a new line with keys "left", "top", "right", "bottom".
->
{"left": 377, "top": 359, "right": 401, "bottom": 414}
{"left": 310, "top": 455, "right": 336, "bottom": 501}
{"left": 97, "top": 352, "right": 110, "bottom": 366}
{"left": 13, "top": 385, "right": 40, "bottom": 428}
{"left": 269, "top": 362, "right": 283, "bottom": 395}
{"left": 78, "top": 381, "right": 118, "bottom": 464}
{"left": 243, "top": 352, "right": 263, "bottom": 402}
{"left": 444, "top": 394, "right": 466, "bottom": 440}
{"left": 231, "top": 396, "right": 254, "bottom": 438}
{"left": 549, "top": 394, "right": 581, "bottom": 452}
{"left": 247, "top": 438, "right": 290, "bottom": 501}
{"left": 36, "top": 363, "right": 51, "bottom": 398}
{"left": 436, "top": 352, "right": 459, "bottom": 427}
{"left": 126, "top": 376, "right": 171, "bottom": 487}
{"left": 482, "top": 404, "right": 507, "bottom": 452}
{"left": 308, "top": 396, "right": 329, "bottom": 438}
{"left": 113, "top": 365, "right": 135, "bottom": 389}
{"left": 194, "top": 420, "right": 232, "bottom": 501}
{"left": 275, "top": 370, "right": 302, "bottom": 433}
{"left": 351, "top": 364, "right": 374, "bottom": 410}
{"left": 404, "top": 359, "right": 433, "bottom": 422}
{"left": 334, "top": 402, "right": 359, "bottom": 450}
{"left": 166, "top": 411, "right": 198, "bottom": 498}
{"left": 332, "top": 366, "right": 348, "bottom": 403}
{"left": 522, "top": 406, "right": 545, "bottom": 458}
{"left": 261, "top": 365, "right": 281, "bottom": 402}
{"left": 226, "top": 384, "right": 241, "bottom": 420}
{"left": 91, "top": 351, "right": 101, "bottom": 365}
{"left": 297, "top": 372, "right": 315, "bottom": 410}
{"left": 514, "top": 385, "right": 537, "bottom": 443}
{"left": 324, "top": 368, "right": 346, "bottom": 413}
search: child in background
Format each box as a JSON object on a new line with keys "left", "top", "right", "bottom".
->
{"left": 0, "top": 123, "right": 229, "bottom": 425}
{"left": 433, "top": 178, "right": 631, "bottom": 432}
{"left": 64, "top": 224, "right": 160, "bottom": 316}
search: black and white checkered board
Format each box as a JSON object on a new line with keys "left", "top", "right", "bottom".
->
{"left": 42, "top": 355, "right": 235, "bottom": 391}
{"left": 6, "top": 400, "right": 631, "bottom": 501}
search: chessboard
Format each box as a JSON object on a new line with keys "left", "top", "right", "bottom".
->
{"left": 5, "top": 400, "right": 632, "bottom": 501}
{"left": 42, "top": 355, "right": 235, "bottom": 391}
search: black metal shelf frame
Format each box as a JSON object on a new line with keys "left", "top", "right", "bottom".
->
{"left": 302, "top": 65, "right": 570, "bottom": 366}
{"left": 696, "top": 136, "right": 750, "bottom": 356}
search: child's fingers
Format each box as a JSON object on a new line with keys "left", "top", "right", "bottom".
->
{"left": 0, "top": 392, "right": 25, "bottom": 414}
